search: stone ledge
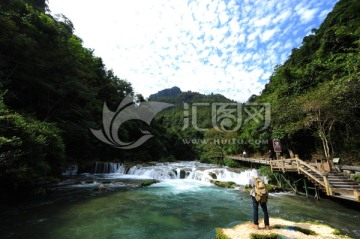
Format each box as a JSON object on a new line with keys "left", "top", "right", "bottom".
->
{"left": 216, "top": 217, "right": 352, "bottom": 239}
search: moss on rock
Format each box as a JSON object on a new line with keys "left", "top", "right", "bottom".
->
{"left": 139, "top": 179, "right": 159, "bottom": 187}
{"left": 211, "top": 180, "right": 236, "bottom": 188}
{"left": 250, "top": 233, "right": 285, "bottom": 239}
{"left": 216, "top": 228, "right": 232, "bottom": 239}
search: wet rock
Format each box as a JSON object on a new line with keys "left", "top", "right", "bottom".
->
{"left": 209, "top": 172, "right": 217, "bottom": 179}
{"left": 211, "top": 180, "right": 236, "bottom": 188}
{"left": 140, "top": 179, "right": 159, "bottom": 187}
{"left": 180, "top": 170, "right": 186, "bottom": 179}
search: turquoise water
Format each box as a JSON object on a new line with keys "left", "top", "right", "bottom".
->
{"left": 0, "top": 179, "right": 359, "bottom": 239}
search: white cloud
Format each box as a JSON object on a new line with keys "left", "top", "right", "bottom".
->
{"left": 261, "top": 27, "right": 280, "bottom": 42}
{"left": 295, "top": 2, "right": 320, "bottom": 23}
{"left": 272, "top": 10, "right": 291, "bottom": 24}
{"left": 254, "top": 16, "right": 273, "bottom": 27}
{"left": 48, "top": 0, "right": 338, "bottom": 102}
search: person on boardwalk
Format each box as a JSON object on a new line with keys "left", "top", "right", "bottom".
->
{"left": 250, "top": 177, "right": 270, "bottom": 230}
{"left": 268, "top": 150, "right": 273, "bottom": 160}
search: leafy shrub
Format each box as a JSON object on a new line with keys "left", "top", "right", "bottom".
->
{"left": 223, "top": 157, "right": 242, "bottom": 168}
{"left": 0, "top": 96, "right": 65, "bottom": 195}
{"left": 258, "top": 166, "right": 278, "bottom": 184}
{"left": 351, "top": 174, "right": 360, "bottom": 184}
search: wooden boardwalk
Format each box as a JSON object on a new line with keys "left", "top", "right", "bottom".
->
{"left": 226, "top": 155, "right": 271, "bottom": 165}
{"left": 227, "top": 155, "right": 360, "bottom": 203}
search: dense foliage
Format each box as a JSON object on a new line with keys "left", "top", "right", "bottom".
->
{"left": 0, "top": 0, "right": 173, "bottom": 197}
{"left": 0, "top": 90, "right": 65, "bottom": 197}
{"left": 251, "top": 0, "right": 360, "bottom": 163}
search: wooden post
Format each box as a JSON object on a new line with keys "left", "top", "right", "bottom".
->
{"left": 274, "top": 174, "right": 282, "bottom": 188}
{"left": 295, "top": 155, "right": 300, "bottom": 174}
{"left": 281, "top": 157, "right": 285, "bottom": 173}
{"left": 303, "top": 178, "right": 309, "bottom": 198}
{"left": 354, "top": 189, "right": 360, "bottom": 202}
{"left": 322, "top": 175, "right": 332, "bottom": 196}
{"left": 280, "top": 174, "right": 297, "bottom": 193}
{"left": 314, "top": 186, "right": 320, "bottom": 200}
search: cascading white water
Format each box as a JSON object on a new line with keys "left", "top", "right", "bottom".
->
{"left": 93, "top": 162, "right": 126, "bottom": 174}
{"left": 127, "top": 165, "right": 177, "bottom": 180}
{"left": 186, "top": 168, "right": 260, "bottom": 185}
{"left": 176, "top": 168, "right": 181, "bottom": 179}
{"left": 91, "top": 161, "right": 264, "bottom": 185}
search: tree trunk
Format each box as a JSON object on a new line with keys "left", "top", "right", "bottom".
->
{"left": 319, "top": 129, "right": 330, "bottom": 159}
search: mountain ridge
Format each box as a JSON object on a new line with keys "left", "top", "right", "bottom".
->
{"left": 149, "top": 86, "right": 235, "bottom": 104}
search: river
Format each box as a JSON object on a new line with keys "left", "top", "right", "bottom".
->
{"left": 0, "top": 161, "right": 359, "bottom": 239}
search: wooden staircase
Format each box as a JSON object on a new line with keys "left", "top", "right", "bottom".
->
{"left": 270, "top": 156, "right": 360, "bottom": 202}
{"left": 327, "top": 172, "right": 360, "bottom": 200}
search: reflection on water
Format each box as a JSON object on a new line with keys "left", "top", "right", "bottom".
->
{"left": 0, "top": 177, "right": 359, "bottom": 238}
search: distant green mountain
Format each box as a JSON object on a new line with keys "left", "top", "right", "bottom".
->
{"left": 149, "top": 87, "right": 239, "bottom": 162}
{"left": 149, "top": 86, "right": 234, "bottom": 104}
{"left": 149, "top": 86, "right": 182, "bottom": 101}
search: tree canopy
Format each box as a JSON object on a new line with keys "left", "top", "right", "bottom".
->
{"left": 252, "top": 0, "right": 360, "bottom": 162}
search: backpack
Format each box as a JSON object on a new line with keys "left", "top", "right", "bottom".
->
{"left": 254, "top": 178, "right": 268, "bottom": 203}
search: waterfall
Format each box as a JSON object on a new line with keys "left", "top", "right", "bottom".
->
{"left": 62, "top": 165, "right": 78, "bottom": 176}
{"left": 176, "top": 168, "right": 181, "bottom": 179}
{"left": 186, "top": 168, "right": 260, "bottom": 185}
{"left": 90, "top": 161, "right": 263, "bottom": 186}
{"left": 93, "top": 162, "right": 126, "bottom": 174}
{"left": 127, "top": 165, "right": 177, "bottom": 180}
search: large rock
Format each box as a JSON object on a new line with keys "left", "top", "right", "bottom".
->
{"left": 216, "top": 217, "right": 351, "bottom": 239}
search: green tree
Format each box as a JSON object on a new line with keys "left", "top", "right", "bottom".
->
{"left": 0, "top": 91, "right": 65, "bottom": 196}
{"left": 297, "top": 85, "right": 336, "bottom": 159}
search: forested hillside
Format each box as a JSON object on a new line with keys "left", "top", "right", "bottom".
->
{"left": 150, "top": 86, "right": 237, "bottom": 162}
{"left": 250, "top": 0, "right": 360, "bottom": 163}
{"left": 153, "top": 0, "right": 360, "bottom": 165}
{"left": 0, "top": 0, "right": 173, "bottom": 197}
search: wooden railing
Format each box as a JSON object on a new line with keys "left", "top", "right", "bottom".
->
{"left": 227, "top": 154, "right": 359, "bottom": 202}
{"left": 270, "top": 156, "right": 333, "bottom": 196}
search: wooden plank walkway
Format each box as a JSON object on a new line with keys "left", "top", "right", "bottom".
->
{"left": 227, "top": 155, "right": 360, "bottom": 203}
{"left": 226, "top": 155, "right": 271, "bottom": 165}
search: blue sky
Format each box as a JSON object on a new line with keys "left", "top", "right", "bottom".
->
{"left": 48, "top": 0, "right": 338, "bottom": 102}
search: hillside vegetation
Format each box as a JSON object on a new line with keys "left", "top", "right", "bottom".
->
{"left": 252, "top": 0, "right": 360, "bottom": 163}
{"left": 150, "top": 0, "right": 360, "bottom": 165}
{"left": 0, "top": 0, "right": 173, "bottom": 198}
